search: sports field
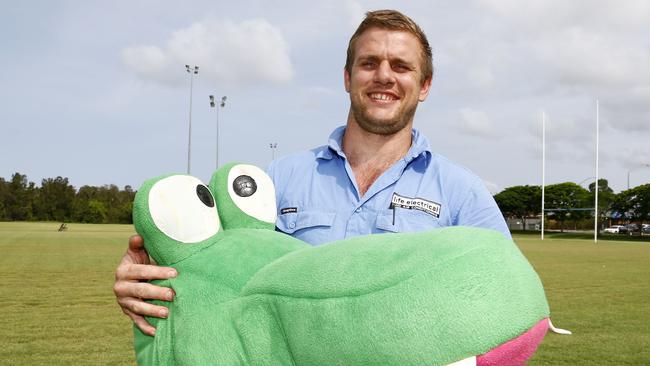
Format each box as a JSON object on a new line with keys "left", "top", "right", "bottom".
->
{"left": 1, "top": 222, "right": 648, "bottom": 365}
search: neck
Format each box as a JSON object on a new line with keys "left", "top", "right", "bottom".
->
{"left": 342, "top": 117, "right": 412, "bottom": 196}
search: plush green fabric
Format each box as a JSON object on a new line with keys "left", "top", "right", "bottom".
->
{"left": 133, "top": 164, "right": 549, "bottom": 365}
{"left": 210, "top": 162, "right": 276, "bottom": 231}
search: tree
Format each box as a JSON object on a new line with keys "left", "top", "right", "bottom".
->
{"left": 545, "top": 182, "right": 590, "bottom": 232}
{"left": 588, "top": 179, "right": 615, "bottom": 227}
{"left": 494, "top": 185, "right": 541, "bottom": 231}
{"left": 0, "top": 178, "right": 8, "bottom": 220}
{"left": 0, "top": 173, "right": 137, "bottom": 224}
{"left": 72, "top": 184, "right": 135, "bottom": 223}
{"left": 73, "top": 185, "right": 101, "bottom": 223}
{"left": 36, "top": 177, "right": 76, "bottom": 221}
{"left": 5, "top": 173, "right": 36, "bottom": 221}
{"left": 611, "top": 184, "right": 650, "bottom": 225}
{"left": 86, "top": 199, "right": 108, "bottom": 223}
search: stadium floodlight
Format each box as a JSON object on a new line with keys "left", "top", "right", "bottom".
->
{"left": 209, "top": 95, "right": 227, "bottom": 169}
{"left": 269, "top": 142, "right": 278, "bottom": 161}
{"left": 627, "top": 164, "right": 650, "bottom": 190}
{"left": 185, "top": 65, "right": 199, "bottom": 174}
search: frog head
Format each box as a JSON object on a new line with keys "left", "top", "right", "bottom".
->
{"left": 132, "top": 163, "right": 280, "bottom": 266}
{"left": 208, "top": 162, "right": 276, "bottom": 230}
{"left": 132, "top": 174, "right": 222, "bottom": 266}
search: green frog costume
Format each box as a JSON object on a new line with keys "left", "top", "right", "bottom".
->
{"left": 132, "top": 163, "right": 550, "bottom": 365}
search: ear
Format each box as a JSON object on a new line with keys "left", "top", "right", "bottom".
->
{"left": 418, "top": 76, "right": 432, "bottom": 102}
{"left": 344, "top": 67, "right": 351, "bottom": 93}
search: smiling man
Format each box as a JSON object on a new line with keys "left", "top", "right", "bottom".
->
{"left": 267, "top": 10, "right": 509, "bottom": 245}
{"left": 114, "top": 9, "right": 510, "bottom": 336}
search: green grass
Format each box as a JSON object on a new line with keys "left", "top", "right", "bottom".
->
{"left": 1, "top": 222, "right": 648, "bottom": 364}
{"left": 0, "top": 222, "right": 136, "bottom": 365}
{"left": 520, "top": 234, "right": 650, "bottom": 365}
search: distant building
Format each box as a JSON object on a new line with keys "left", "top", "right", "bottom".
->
{"left": 506, "top": 218, "right": 541, "bottom": 231}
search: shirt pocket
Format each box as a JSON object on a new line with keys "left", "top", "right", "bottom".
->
{"left": 276, "top": 210, "right": 336, "bottom": 235}
{"left": 375, "top": 208, "right": 442, "bottom": 233}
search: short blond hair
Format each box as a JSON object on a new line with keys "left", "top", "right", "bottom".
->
{"left": 345, "top": 9, "right": 433, "bottom": 83}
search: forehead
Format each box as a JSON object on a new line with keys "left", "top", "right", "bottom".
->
{"left": 353, "top": 28, "right": 422, "bottom": 63}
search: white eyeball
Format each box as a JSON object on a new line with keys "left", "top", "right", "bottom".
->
{"left": 148, "top": 175, "right": 221, "bottom": 243}
{"left": 227, "top": 164, "right": 276, "bottom": 224}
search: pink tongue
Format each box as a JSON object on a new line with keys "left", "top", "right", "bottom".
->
{"left": 477, "top": 318, "right": 549, "bottom": 366}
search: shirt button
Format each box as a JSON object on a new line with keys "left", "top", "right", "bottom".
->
{"left": 355, "top": 207, "right": 361, "bottom": 213}
{"left": 289, "top": 222, "right": 296, "bottom": 229}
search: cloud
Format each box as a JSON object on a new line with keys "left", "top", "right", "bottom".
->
{"left": 532, "top": 28, "right": 650, "bottom": 88}
{"left": 456, "top": 108, "right": 497, "bottom": 137}
{"left": 476, "top": 0, "right": 650, "bottom": 88}
{"left": 470, "top": 0, "right": 650, "bottom": 135}
{"left": 122, "top": 45, "right": 177, "bottom": 85}
{"left": 121, "top": 18, "right": 293, "bottom": 87}
{"left": 477, "top": 0, "right": 650, "bottom": 32}
{"left": 617, "top": 147, "right": 650, "bottom": 170}
{"left": 343, "top": 0, "right": 365, "bottom": 30}
{"left": 466, "top": 66, "right": 496, "bottom": 90}
{"left": 483, "top": 179, "right": 500, "bottom": 194}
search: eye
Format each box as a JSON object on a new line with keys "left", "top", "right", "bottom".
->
{"left": 227, "top": 164, "right": 276, "bottom": 224}
{"left": 360, "top": 61, "right": 376, "bottom": 69}
{"left": 232, "top": 175, "right": 257, "bottom": 197}
{"left": 196, "top": 184, "right": 215, "bottom": 207}
{"left": 393, "top": 63, "right": 411, "bottom": 72}
{"left": 148, "top": 175, "right": 221, "bottom": 243}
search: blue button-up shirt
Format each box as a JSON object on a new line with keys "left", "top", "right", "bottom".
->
{"left": 268, "top": 126, "right": 510, "bottom": 246}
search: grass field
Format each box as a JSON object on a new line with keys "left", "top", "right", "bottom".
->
{"left": 1, "top": 222, "right": 648, "bottom": 365}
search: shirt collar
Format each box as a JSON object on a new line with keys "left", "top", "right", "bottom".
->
{"left": 316, "top": 125, "right": 432, "bottom": 162}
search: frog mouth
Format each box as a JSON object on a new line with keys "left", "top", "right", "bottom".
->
{"left": 447, "top": 318, "right": 549, "bottom": 366}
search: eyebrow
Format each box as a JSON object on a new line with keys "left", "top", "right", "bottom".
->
{"left": 356, "top": 55, "right": 415, "bottom": 67}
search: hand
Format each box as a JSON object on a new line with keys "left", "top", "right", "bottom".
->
{"left": 114, "top": 235, "right": 178, "bottom": 336}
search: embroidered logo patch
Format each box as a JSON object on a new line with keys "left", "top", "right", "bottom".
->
{"left": 280, "top": 207, "right": 298, "bottom": 214}
{"left": 390, "top": 193, "right": 441, "bottom": 218}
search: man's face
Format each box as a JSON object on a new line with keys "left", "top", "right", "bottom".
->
{"left": 345, "top": 28, "right": 431, "bottom": 135}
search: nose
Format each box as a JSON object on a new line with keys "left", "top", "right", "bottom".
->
{"left": 374, "top": 60, "right": 395, "bottom": 85}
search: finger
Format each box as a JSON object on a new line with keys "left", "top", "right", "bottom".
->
{"left": 114, "top": 281, "right": 175, "bottom": 301}
{"left": 119, "top": 296, "right": 170, "bottom": 319}
{"left": 116, "top": 263, "right": 178, "bottom": 281}
{"left": 127, "top": 235, "right": 150, "bottom": 264}
{"left": 123, "top": 308, "right": 156, "bottom": 336}
{"left": 128, "top": 234, "right": 145, "bottom": 251}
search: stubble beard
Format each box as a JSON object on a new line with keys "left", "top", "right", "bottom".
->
{"left": 351, "top": 97, "right": 418, "bottom": 136}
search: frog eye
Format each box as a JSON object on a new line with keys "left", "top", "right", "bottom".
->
{"left": 227, "top": 164, "right": 276, "bottom": 223}
{"left": 148, "top": 175, "right": 221, "bottom": 243}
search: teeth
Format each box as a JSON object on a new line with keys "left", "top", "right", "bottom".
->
{"left": 370, "top": 93, "right": 395, "bottom": 101}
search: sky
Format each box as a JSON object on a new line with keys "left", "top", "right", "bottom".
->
{"left": 1, "top": 0, "right": 649, "bottom": 194}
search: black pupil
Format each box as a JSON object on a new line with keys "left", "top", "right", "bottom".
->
{"left": 233, "top": 175, "right": 257, "bottom": 197}
{"left": 196, "top": 185, "right": 214, "bottom": 207}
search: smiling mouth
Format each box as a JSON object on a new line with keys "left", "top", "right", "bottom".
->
{"left": 368, "top": 92, "right": 399, "bottom": 102}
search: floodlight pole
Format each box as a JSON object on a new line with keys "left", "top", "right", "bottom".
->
{"left": 594, "top": 99, "right": 599, "bottom": 243}
{"left": 269, "top": 142, "right": 278, "bottom": 161}
{"left": 185, "top": 65, "right": 199, "bottom": 174}
{"left": 541, "top": 111, "right": 546, "bottom": 241}
{"left": 209, "top": 95, "right": 227, "bottom": 169}
{"left": 627, "top": 170, "right": 633, "bottom": 190}
{"left": 628, "top": 164, "right": 650, "bottom": 190}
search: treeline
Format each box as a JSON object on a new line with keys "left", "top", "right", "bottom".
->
{"left": 494, "top": 179, "right": 650, "bottom": 231}
{"left": 0, "top": 172, "right": 135, "bottom": 224}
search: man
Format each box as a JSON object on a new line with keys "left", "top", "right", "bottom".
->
{"left": 114, "top": 9, "right": 510, "bottom": 336}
